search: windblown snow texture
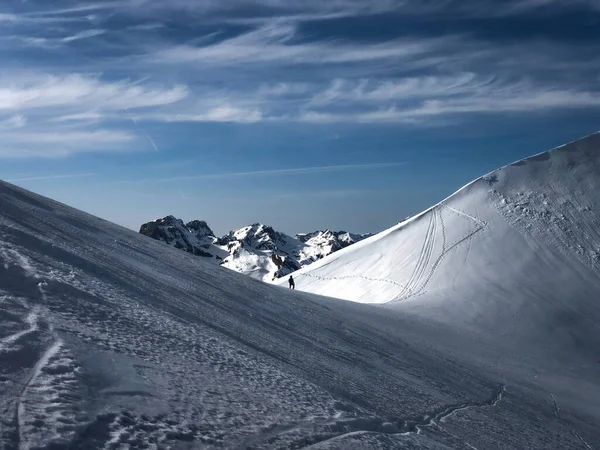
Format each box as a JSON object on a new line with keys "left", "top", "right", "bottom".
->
{"left": 0, "top": 134, "right": 599, "bottom": 449}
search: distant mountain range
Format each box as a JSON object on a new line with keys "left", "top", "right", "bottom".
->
{"left": 139, "top": 216, "right": 372, "bottom": 281}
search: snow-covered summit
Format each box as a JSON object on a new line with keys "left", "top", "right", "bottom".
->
{"left": 297, "top": 229, "right": 371, "bottom": 245}
{"left": 220, "top": 223, "right": 295, "bottom": 251}
{"left": 139, "top": 218, "right": 371, "bottom": 281}
{"left": 296, "top": 229, "right": 373, "bottom": 263}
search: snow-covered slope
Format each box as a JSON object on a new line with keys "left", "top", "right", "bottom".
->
{"left": 140, "top": 218, "right": 370, "bottom": 281}
{"left": 278, "top": 132, "right": 600, "bottom": 358}
{"left": 0, "top": 135, "right": 599, "bottom": 449}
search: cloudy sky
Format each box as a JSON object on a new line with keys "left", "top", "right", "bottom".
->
{"left": 1, "top": 0, "right": 600, "bottom": 235}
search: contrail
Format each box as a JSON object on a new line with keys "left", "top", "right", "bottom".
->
{"left": 144, "top": 133, "right": 159, "bottom": 152}
{"left": 110, "top": 162, "right": 407, "bottom": 184}
{"left": 154, "top": 162, "right": 406, "bottom": 181}
{"left": 6, "top": 173, "right": 95, "bottom": 182}
{"left": 130, "top": 117, "right": 159, "bottom": 152}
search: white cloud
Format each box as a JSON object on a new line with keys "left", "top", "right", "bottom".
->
{"left": 141, "top": 105, "right": 263, "bottom": 123}
{"left": 126, "top": 22, "right": 165, "bottom": 31}
{"left": 24, "top": 3, "right": 119, "bottom": 17}
{"left": 298, "top": 85, "right": 600, "bottom": 124}
{"left": 309, "top": 73, "right": 491, "bottom": 106}
{"left": 4, "top": 129, "right": 135, "bottom": 145}
{"left": 127, "top": 71, "right": 600, "bottom": 126}
{"left": 257, "top": 82, "right": 312, "bottom": 97}
{"left": 0, "top": 13, "right": 20, "bottom": 22}
{"left": 0, "top": 0, "right": 598, "bottom": 139}
{"left": 202, "top": 105, "right": 263, "bottom": 123}
{"left": 61, "top": 29, "right": 107, "bottom": 43}
{"left": 0, "top": 73, "right": 188, "bottom": 112}
{"left": 408, "top": 89, "right": 600, "bottom": 116}
{"left": 0, "top": 72, "right": 186, "bottom": 158}
{"left": 151, "top": 23, "right": 445, "bottom": 66}
{"left": 51, "top": 111, "right": 105, "bottom": 122}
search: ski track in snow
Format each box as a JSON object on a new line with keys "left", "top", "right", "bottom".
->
{"left": 18, "top": 339, "right": 62, "bottom": 449}
{"left": 391, "top": 204, "right": 487, "bottom": 302}
{"left": 436, "top": 384, "right": 506, "bottom": 426}
{"left": 0, "top": 242, "right": 85, "bottom": 450}
{"left": 0, "top": 308, "right": 39, "bottom": 354}
{"left": 388, "top": 203, "right": 487, "bottom": 303}
{"left": 295, "top": 384, "right": 507, "bottom": 450}
{"left": 0, "top": 245, "right": 36, "bottom": 277}
{"left": 550, "top": 394, "right": 593, "bottom": 450}
{"left": 15, "top": 335, "right": 84, "bottom": 450}
{"left": 296, "top": 204, "right": 488, "bottom": 304}
{"left": 396, "top": 206, "right": 438, "bottom": 301}
{"left": 396, "top": 204, "right": 487, "bottom": 300}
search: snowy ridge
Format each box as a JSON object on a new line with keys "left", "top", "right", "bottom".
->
{"left": 0, "top": 134, "right": 599, "bottom": 448}
{"left": 278, "top": 132, "right": 600, "bottom": 365}
{"left": 140, "top": 217, "right": 371, "bottom": 281}
{"left": 281, "top": 133, "right": 600, "bottom": 296}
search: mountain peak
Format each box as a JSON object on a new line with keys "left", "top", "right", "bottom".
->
{"left": 139, "top": 218, "right": 371, "bottom": 281}
{"left": 186, "top": 220, "right": 215, "bottom": 238}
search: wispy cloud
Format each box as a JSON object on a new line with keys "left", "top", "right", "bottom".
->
{"left": 295, "top": 76, "right": 600, "bottom": 123}
{"left": 126, "top": 22, "right": 165, "bottom": 31}
{"left": 0, "top": 115, "right": 27, "bottom": 130}
{"left": 12, "top": 29, "right": 108, "bottom": 48}
{"left": 141, "top": 105, "right": 263, "bottom": 124}
{"left": 103, "top": 0, "right": 600, "bottom": 21}
{"left": 5, "top": 173, "right": 95, "bottom": 182}
{"left": 61, "top": 29, "right": 107, "bottom": 43}
{"left": 51, "top": 111, "right": 105, "bottom": 122}
{"left": 0, "top": 0, "right": 598, "bottom": 158}
{"left": 23, "top": 3, "right": 119, "bottom": 17}
{"left": 0, "top": 129, "right": 138, "bottom": 158}
{"left": 0, "top": 73, "right": 187, "bottom": 112}
{"left": 150, "top": 23, "right": 446, "bottom": 66}
{"left": 0, "top": 73, "right": 188, "bottom": 157}
{"left": 308, "top": 74, "right": 490, "bottom": 106}
{"left": 3, "top": 129, "right": 135, "bottom": 144}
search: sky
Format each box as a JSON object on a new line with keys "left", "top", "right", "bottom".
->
{"left": 1, "top": 0, "right": 600, "bottom": 236}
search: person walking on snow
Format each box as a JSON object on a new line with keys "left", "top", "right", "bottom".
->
{"left": 288, "top": 275, "right": 295, "bottom": 289}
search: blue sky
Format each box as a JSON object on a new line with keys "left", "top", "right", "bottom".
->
{"left": 1, "top": 0, "right": 600, "bottom": 235}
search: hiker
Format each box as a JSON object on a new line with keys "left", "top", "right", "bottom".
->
{"left": 288, "top": 275, "right": 295, "bottom": 289}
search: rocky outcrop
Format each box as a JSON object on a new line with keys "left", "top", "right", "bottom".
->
{"left": 139, "top": 216, "right": 225, "bottom": 260}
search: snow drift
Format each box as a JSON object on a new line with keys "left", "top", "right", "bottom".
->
{"left": 0, "top": 133, "right": 599, "bottom": 449}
